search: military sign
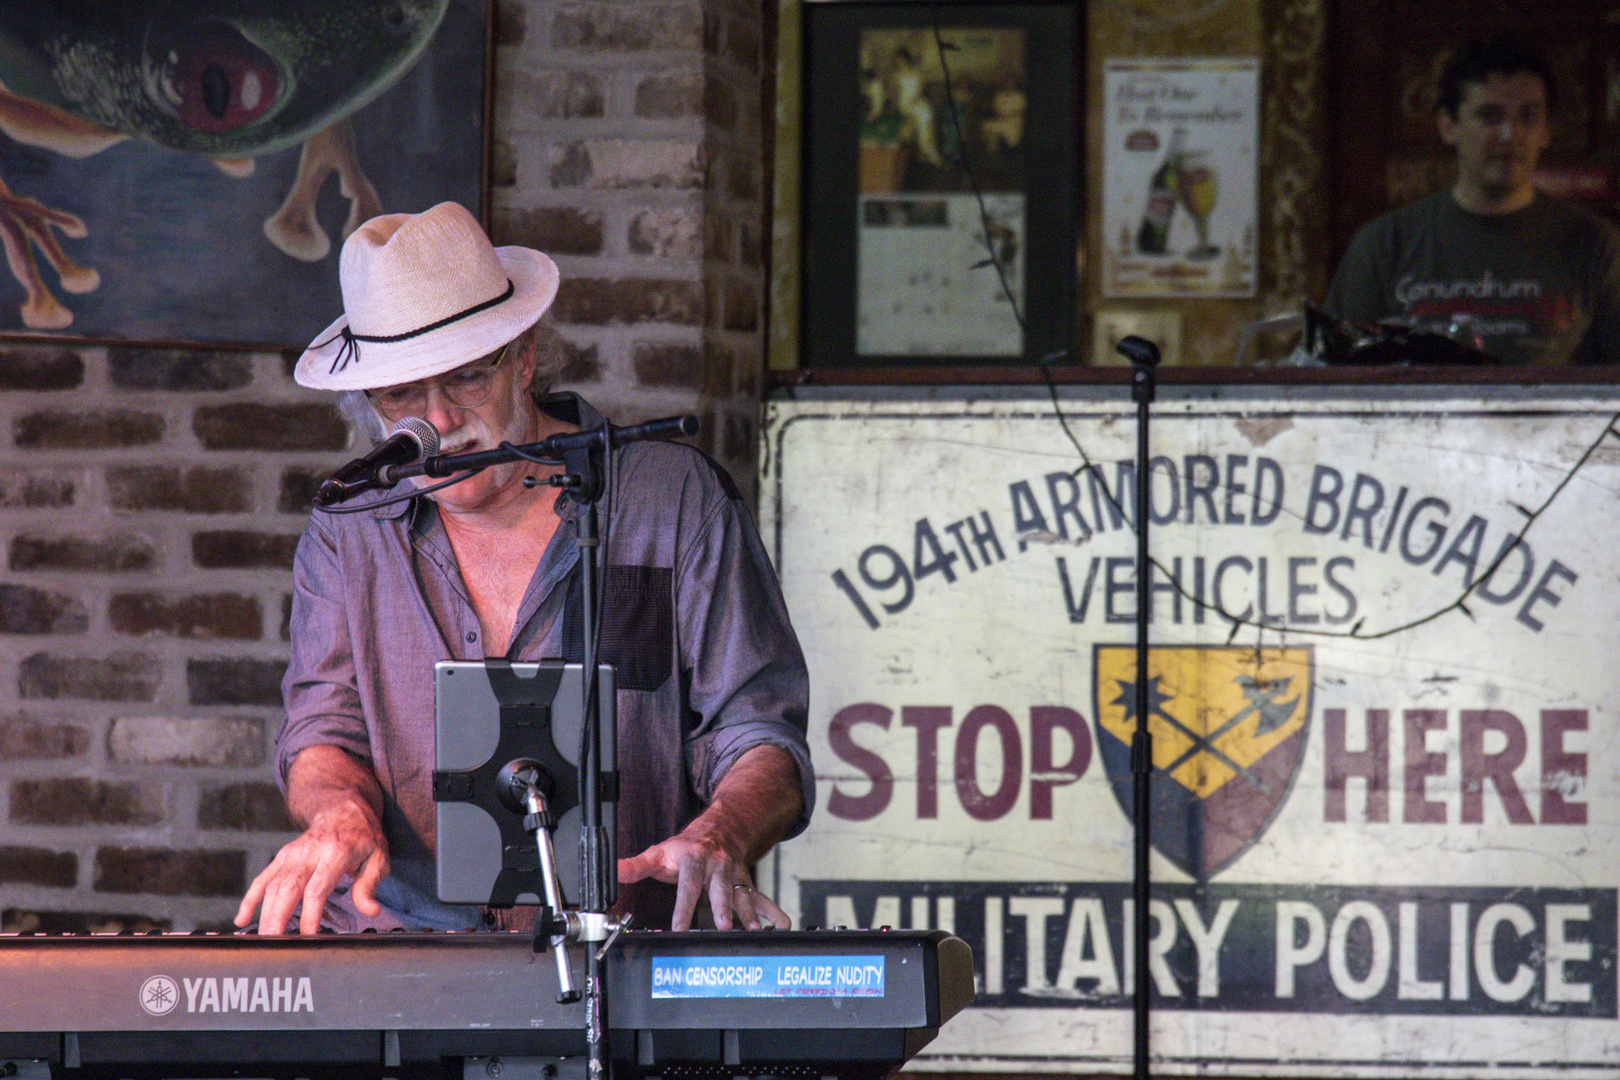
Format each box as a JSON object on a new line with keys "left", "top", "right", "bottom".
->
{"left": 761, "top": 388, "right": 1620, "bottom": 1078}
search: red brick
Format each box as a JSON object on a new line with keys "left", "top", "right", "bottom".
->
{"left": 557, "top": 338, "right": 602, "bottom": 383}
{"left": 10, "top": 533, "right": 155, "bottom": 572}
{"left": 491, "top": 136, "right": 517, "bottom": 187}
{"left": 18, "top": 652, "right": 161, "bottom": 702}
{"left": 190, "top": 530, "right": 300, "bottom": 570}
{"left": 704, "top": 73, "right": 737, "bottom": 129}
{"left": 108, "top": 716, "right": 266, "bottom": 767}
{"left": 194, "top": 403, "right": 347, "bottom": 451}
{"left": 0, "top": 716, "right": 90, "bottom": 759}
{"left": 702, "top": 341, "right": 736, "bottom": 396}
{"left": 551, "top": 277, "right": 704, "bottom": 326}
{"left": 501, "top": 69, "right": 605, "bottom": 119}
{"left": 632, "top": 343, "right": 703, "bottom": 389}
{"left": 723, "top": 276, "right": 759, "bottom": 332}
{"left": 702, "top": 8, "right": 723, "bottom": 54}
{"left": 187, "top": 658, "right": 286, "bottom": 707}
{"left": 110, "top": 592, "right": 262, "bottom": 640}
{"left": 738, "top": 221, "right": 761, "bottom": 268}
{"left": 730, "top": 148, "right": 759, "bottom": 200}
{"left": 549, "top": 143, "right": 592, "bottom": 186}
{"left": 0, "top": 585, "right": 89, "bottom": 634}
{"left": 494, "top": 0, "right": 526, "bottom": 46}
{"left": 732, "top": 341, "right": 761, "bottom": 398}
{"left": 0, "top": 846, "right": 76, "bottom": 887}
{"left": 705, "top": 275, "right": 722, "bottom": 329}
{"left": 703, "top": 215, "right": 732, "bottom": 264}
{"left": 108, "top": 466, "right": 252, "bottom": 513}
{"left": 14, "top": 409, "right": 164, "bottom": 449}
{"left": 721, "top": 410, "right": 755, "bottom": 466}
{"left": 629, "top": 207, "right": 702, "bottom": 259}
{"left": 0, "top": 347, "right": 84, "bottom": 391}
{"left": 494, "top": 205, "right": 604, "bottom": 256}
{"left": 198, "top": 782, "right": 297, "bottom": 832}
{"left": 549, "top": 140, "right": 702, "bottom": 189}
{"left": 728, "top": 16, "right": 761, "bottom": 73}
{"left": 10, "top": 778, "right": 163, "bottom": 826}
{"left": 635, "top": 71, "right": 701, "bottom": 117}
{"left": 0, "top": 468, "right": 76, "bottom": 508}
{"left": 552, "top": 2, "right": 701, "bottom": 51}
{"left": 280, "top": 467, "right": 323, "bottom": 514}
{"left": 108, "top": 348, "right": 252, "bottom": 391}
{"left": 94, "top": 847, "right": 245, "bottom": 897}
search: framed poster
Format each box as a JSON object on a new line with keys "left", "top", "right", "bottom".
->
{"left": 0, "top": 0, "right": 490, "bottom": 349}
{"left": 801, "top": 2, "right": 1078, "bottom": 367}
{"left": 1102, "top": 58, "right": 1259, "bottom": 299}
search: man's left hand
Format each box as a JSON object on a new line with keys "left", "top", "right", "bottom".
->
{"left": 618, "top": 744, "right": 803, "bottom": 931}
{"left": 619, "top": 832, "right": 791, "bottom": 931}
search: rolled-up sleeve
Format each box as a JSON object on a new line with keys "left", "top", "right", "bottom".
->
{"left": 677, "top": 479, "right": 814, "bottom": 838}
{"left": 275, "top": 517, "right": 375, "bottom": 789}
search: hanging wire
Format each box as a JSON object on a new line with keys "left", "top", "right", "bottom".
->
{"left": 927, "top": 18, "right": 1617, "bottom": 645}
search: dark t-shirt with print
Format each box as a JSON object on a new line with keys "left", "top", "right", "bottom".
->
{"left": 1323, "top": 192, "right": 1620, "bottom": 365}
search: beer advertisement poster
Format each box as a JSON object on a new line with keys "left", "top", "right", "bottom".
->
{"left": 761, "top": 387, "right": 1618, "bottom": 1077}
{"left": 1102, "top": 58, "right": 1259, "bottom": 299}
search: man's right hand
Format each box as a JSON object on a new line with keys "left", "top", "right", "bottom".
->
{"left": 234, "top": 799, "right": 388, "bottom": 934}
{"left": 233, "top": 745, "right": 390, "bottom": 934}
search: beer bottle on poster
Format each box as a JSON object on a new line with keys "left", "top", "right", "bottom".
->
{"left": 1135, "top": 128, "right": 1186, "bottom": 255}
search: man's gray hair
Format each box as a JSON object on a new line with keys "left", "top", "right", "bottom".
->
{"left": 336, "top": 321, "right": 570, "bottom": 443}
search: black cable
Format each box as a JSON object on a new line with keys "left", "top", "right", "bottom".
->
{"left": 930, "top": 20, "right": 1023, "bottom": 328}
{"left": 579, "top": 428, "right": 613, "bottom": 849}
{"left": 310, "top": 470, "right": 475, "bottom": 514}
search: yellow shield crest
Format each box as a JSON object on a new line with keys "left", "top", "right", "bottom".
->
{"left": 1093, "top": 645, "right": 1313, "bottom": 878}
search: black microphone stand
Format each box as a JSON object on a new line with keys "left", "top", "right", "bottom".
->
{"left": 1116, "top": 334, "right": 1160, "bottom": 1080}
{"left": 548, "top": 433, "right": 615, "bottom": 1080}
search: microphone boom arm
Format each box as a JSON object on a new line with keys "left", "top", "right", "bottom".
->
{"left": 383, "top": 414, "right": 699, "bottom": 486}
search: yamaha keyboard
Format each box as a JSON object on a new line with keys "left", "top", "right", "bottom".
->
{"left": 0, "top": 928, "right": 973, "bottom": 1079}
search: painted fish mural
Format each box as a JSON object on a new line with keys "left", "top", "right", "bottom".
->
{"left": 0, "top": 0, "right": 452, "bottom": 330}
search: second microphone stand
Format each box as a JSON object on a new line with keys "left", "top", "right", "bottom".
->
{"left": 1116, "top": 334, "right": 1160, "bottom": 1080}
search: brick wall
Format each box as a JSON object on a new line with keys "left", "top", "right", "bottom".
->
{"left": 493, "top": 0, "right": 768, "bottom": 473}
{"left": 0, "top": 0, "right": 767, "bottom": 931}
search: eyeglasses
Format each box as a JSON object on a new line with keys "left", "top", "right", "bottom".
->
{"left": 366, "top": 344, "right": 509, "bottom": 420}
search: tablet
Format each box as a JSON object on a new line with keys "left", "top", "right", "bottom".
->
{"left": 432, "top": 659, "right": 617, "bottom": 907}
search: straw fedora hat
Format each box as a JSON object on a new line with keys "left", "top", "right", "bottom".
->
{"left": 295, "top": 201, "right": 560, "bottom": 391}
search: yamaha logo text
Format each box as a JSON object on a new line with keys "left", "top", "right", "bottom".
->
{"left": 140, "top": 975, "right": 315, "bottom": 1015}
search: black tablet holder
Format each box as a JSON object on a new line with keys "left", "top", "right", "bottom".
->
{"left": 432, "top": 658, "right": 620, "bottom": 998}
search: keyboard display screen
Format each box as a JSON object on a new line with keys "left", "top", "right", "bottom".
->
{"left": 650, "top": 954, "right": 886, "bottom": 998}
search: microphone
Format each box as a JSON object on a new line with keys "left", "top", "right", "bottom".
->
{"left": 1115, "top": 334, "right": 1161, "bottom": 368}
{"left": 314, "top": 416, "right": 440, "bottom": 507}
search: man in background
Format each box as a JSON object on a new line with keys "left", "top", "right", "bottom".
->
{"left": 1323, "top": 33, "right": 1620, "bottom": 364}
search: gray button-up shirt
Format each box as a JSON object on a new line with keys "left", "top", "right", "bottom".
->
{"left": 277, "top": 394, "right": 813, "bottom": 929}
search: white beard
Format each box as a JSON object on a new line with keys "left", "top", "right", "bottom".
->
{"left": 416, "top": 382, "right": 536, "bottom": 498}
